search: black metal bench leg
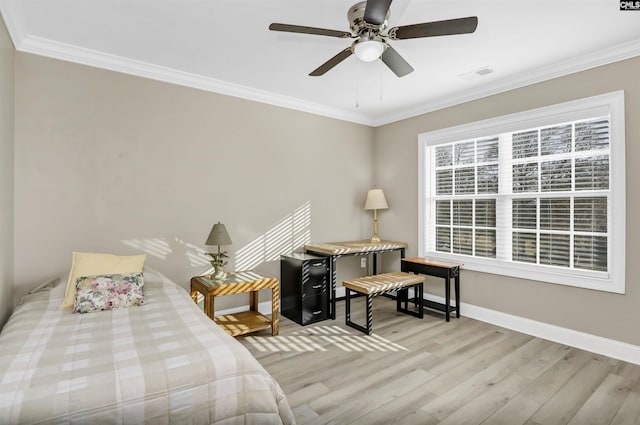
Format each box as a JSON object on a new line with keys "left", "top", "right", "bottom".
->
{"left": 345, "top": 289, "right": 372, "bottom": 335}
{"left": 396, "top": 284, "right": 424, "bottom": 319}
{"left": 366, "top": 294, "right": 373, "bottom": 335}
{"left": 345, "top": 287, "right": 351, "bottom": 324}
{"left": 397, "top": 287, "right": 409, "bottom": 311}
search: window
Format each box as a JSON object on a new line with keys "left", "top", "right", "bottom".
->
{"left": 418, "top": 91, "right": 625, "bottom": 293}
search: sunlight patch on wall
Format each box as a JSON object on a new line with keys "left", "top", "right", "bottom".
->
{"left": 121, "top": 237, "right": 210, "bottom": 268}
{"left": 121, "top": 202, "right": 310, "bottom": 273}
{"left": 178, "top": 239, "right": 211, "bottom": 267}
{"left": 236, "top": 202, "right": 311, "bottom": 271}
{"left": 244, "top": 325, "right": 408, "bottom": 353}
{"left": 121, "top": 238, "right": 172, "bottom": 260}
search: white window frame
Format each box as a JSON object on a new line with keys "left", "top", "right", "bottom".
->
{"left": 418, "top": 91, "right": 625, "bottom": 293}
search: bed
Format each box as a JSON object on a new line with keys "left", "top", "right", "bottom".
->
{"left": 0, "top": 268, "right": 295, "bottom": 424}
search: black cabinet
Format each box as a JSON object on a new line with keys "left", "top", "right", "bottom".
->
{"left": 280, "top": 253, "right": 330, "bottom": 325}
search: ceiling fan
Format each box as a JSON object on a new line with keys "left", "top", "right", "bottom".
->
{"left": 269, "top": 0, "right": 478, "bottom": 78}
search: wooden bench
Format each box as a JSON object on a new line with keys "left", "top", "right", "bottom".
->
{"left": 343, "top": 272, "right": 425, "bottom": 335}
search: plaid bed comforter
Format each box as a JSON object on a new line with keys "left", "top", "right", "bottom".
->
{"left": 0, "top": 269, "right": 295, "bottom": 425}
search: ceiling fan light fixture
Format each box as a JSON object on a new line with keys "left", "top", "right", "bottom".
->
{"left": 354, "top": 39, "right": 385, "bottom": 62}
{"left": 269, "top": 1, "right": 479, "bottom": 77}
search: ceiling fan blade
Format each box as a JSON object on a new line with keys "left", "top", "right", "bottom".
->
{"left": 381, "top": 45, "right": 414, "bottom": 77}
{"left": 309, "top": 48, "right": 353, "bottom": 76}
{"left": 388, "top": 16, "right": 478, "bottom": 40}
{"left": 269, "top": 23, "right": 351, "bottom": 38}
{"left": 364, "top": 0, "right": 393, "bottom": 25}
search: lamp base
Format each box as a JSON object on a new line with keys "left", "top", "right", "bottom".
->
{"left": 370, "top": 210, "right": 382, "bottom": 244}
{"left": 212, "top": 265, "right": 228, "bottom": 281}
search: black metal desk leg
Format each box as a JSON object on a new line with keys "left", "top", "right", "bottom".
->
{"left": 455, "top": 274, "right": 460, "bottom": 318}
{"left": 331, "top": 256, "right": 337, "bottom": 320}
{"left": 445, "top": 276, "right": 451, "bottom": 322}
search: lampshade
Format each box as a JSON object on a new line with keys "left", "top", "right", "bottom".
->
{"left": 364, "top": 189, "right": 389, "bottom": 210}
{"left": 205, "top": 222, "right": 232, "bottom": 246}
{"left": 354, "top": 39, "right": 384, "bottom": 62}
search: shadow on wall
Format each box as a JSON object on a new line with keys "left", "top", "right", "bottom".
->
{"left": 120, "top": 201, "right": 312, "bottom": 276}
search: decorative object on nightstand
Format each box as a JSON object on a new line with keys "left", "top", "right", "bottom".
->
{"left": 364, "top": 188, "right": 389, "bottom": 243}
{"left": 204, "top": 222, "right": 232, "bottom": 281}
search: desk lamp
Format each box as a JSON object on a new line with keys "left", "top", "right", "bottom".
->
{"left": 364, "top": 188, "right": 388, "bottom": 243}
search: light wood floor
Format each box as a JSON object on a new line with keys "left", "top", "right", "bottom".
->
{"left": 239, "top": 297, "right": 640, "bottom": 425}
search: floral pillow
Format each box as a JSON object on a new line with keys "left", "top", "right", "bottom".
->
{"left": 73, "top": 273, "right": 144, "bottom": 314}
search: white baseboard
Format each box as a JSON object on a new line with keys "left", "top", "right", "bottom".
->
{"left": 217, "top": 292, "right": 640, "bottom": 365}
{"left": 423, "top": 293, "right": 640, "bottom": 365}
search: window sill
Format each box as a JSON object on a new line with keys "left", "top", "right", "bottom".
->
{"left": 420, "top": 250, "right": 624, "bottom": 294}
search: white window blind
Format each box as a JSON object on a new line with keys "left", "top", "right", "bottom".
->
{"left": 418, "top": 91, "right": 625, "bottom": 293}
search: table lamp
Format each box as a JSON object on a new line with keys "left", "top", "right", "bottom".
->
{"left": 205, "top": 222, "right": 233, "bottom": 280}
{"left": 364, "top": 188, "right": 389, "bottom": 243}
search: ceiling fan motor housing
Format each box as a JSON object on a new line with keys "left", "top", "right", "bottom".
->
{"left": 348, "top": 1, "right": 389, "bottom": 33}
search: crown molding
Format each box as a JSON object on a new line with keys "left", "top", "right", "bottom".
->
{"left": 372, "top": 38, "right": 640, "bottom": 126}
{"left": 15, "top": 35, "right": 376, "bottom": 127}
{"left": 3, "top": 0, "right": 639, "bottom": 128}
{"left": 0, "top": 0, "right": 26, "bottom": 45}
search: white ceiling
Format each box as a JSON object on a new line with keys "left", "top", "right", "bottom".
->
{"left": 1, "top": 0, "right": 640, "bottom": 126}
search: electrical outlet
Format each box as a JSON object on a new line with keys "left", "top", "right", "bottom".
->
{"left": 360, "top": 258, "right": 367, "bottom": 268}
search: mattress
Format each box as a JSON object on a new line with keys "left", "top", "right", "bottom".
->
{"left": 0, "top": 268, "right": 295, "bottom": 424}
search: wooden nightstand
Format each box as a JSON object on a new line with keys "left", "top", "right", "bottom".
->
{"left": 190, "top": 271, "right": 280, "bottom": 336}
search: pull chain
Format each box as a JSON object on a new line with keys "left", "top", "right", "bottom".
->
{"left": 379, "top": 59, "right": 383, "bottom": 101}
{"left": 355, "top": 61, "right": 360, "bottom": 108}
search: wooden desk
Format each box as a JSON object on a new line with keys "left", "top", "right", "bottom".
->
{"left": 190, "top": 271, "right": 279, "bottom": 336}
{"left": 401, "top": 257, "right": 463, "bottom": 322}
{"left": 304, "top": 240, "right": 408, "bottom": 319}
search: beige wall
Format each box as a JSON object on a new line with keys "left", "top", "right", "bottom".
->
{"left": 9, "top": 43, "right": 640, "bottom": 347}
{"left": 13, "top": 53, "right": 374, "bottom": 310}
{"left": 375, "top": 57, "right": 640, "bottom": 346}
{"left": 0, "top": 15, "right": 14, "bottom": 329}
